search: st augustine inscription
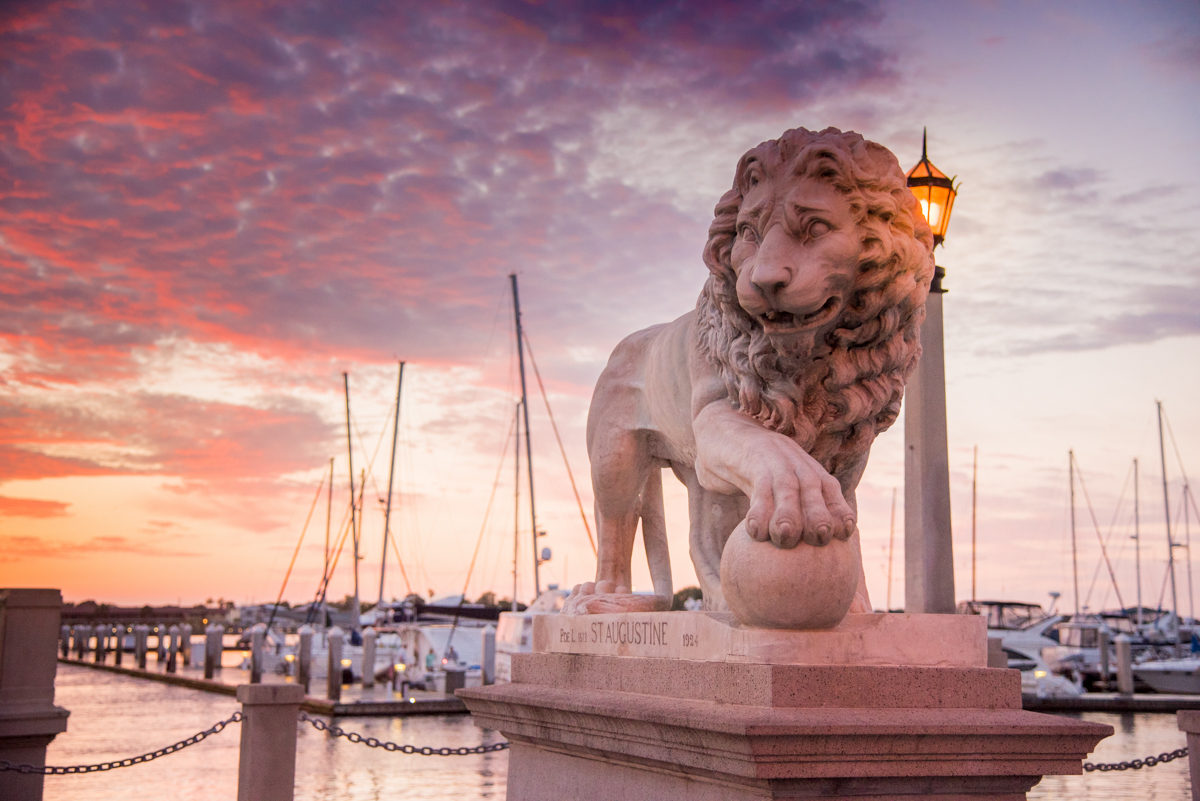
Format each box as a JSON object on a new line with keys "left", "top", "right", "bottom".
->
{"left": 542, "top": 612, "right": 707, "bottom": 658}
{"left": 560, "top": 620, "right": 669, "bottom": 646}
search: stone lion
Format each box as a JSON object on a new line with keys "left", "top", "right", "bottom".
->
{"left": 565, "top": 127, "right": 935, "bottom": 616}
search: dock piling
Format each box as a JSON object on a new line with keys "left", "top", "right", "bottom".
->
{"left": 297, "top": 625, "right": 312, "bottom": 693}
{"left": 250, "top": 623, "right": 265, "bottom": 684}
{"left": 326, "top": 626, "right": 344, "bottom": 702}
{"left": 93, "top": 623, "right": 107, "bottom": 664}
{"left": 1115, "top": 634, "right": 1134, "bottom": 696}
{"left": 361, "top": 627, "right": 376, "bottom": 689}
{"left": 179, "top": 622, "right": 193, "bottom": 666}
{"left": 134, "top": 624, "right": 149, "bottom": 669}
{"left": 59, "top": 625, "right": 70, "bottom": 658}
{"left": 204, "top": 623, "right": 223, "bottom": 679}
{"left": 167, "top": 624, "right": 179, "bottom": 673}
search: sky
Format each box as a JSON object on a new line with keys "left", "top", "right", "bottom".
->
{"left": 2, "top": 0, "right": 1198, "bottom": 615}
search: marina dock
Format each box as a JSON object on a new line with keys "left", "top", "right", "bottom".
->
{"left": 56, "top": 655, "right": 468, "bottom": 717}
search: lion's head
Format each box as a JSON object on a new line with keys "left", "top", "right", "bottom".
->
{"left": 696, "top": 127, "right": 935, "bottom": 480}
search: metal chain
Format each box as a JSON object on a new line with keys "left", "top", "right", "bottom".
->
{"left": 0, "top": 711, "right": 244, "bottom": 775}
{"left": 1084, "top": 747, "right": 1188, "bottom": 772}
{"left": 297, "top": 712, "right": 508, "bottom": 756}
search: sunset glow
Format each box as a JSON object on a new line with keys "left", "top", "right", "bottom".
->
{"left": 2, "top": 1, "right": 1198, "bottom": 616}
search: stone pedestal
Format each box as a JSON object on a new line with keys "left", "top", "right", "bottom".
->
{"left": 0, "top": 589, "right": 70, "bottom": 801}
{"left": 459, "top": 612, "right": 1111, "bottom": 801}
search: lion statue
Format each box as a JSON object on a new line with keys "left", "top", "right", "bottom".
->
{"left": 564, "top": 127, "right": 935, "bottom": 617}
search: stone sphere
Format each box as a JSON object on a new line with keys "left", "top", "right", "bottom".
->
{"left": 719, "top": 520, "right": 860, "bottom": 629}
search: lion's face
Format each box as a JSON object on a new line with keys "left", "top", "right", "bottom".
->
{"left": 730, "top": 175, "right": 860, "bottom": 341}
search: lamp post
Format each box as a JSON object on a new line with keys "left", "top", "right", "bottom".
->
{"left": 904, "top": 130, "right": 959, "bottom": 614}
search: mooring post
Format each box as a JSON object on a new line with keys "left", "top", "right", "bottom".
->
{"left": 59, "top": 625, "right": 70, "bottom": 658}
{"left": 1097, "top": 629, "right": 1111, "bottom": 691}
{"left": 361, "top": 627, "right": 376, "bottom": 688}
{"left": 74, "top": 624, "right": 87, "bottom": 659}
{"left": 0, "top": 589, "right": 70, "bottom": 801}
{"left": 93, "top": 623, "right": 107, "bottom": 664}
{"left": 481, "top": 624, "right": 496, "bottom": 685}
{"left": 113, "top": 627, "right": 124, "bottom": 666}
{"left": 179, "top": 622, "right": 193, "bottom": 666}
{"left": 236, "top": 683, "right": 303, "bottom": 801}
{"left": 134, "top": 624, "right": 149, "bottom": 669}
{"left": 204, "top": 623, "right": 223, "bottom": 679}
{"left": 156, "top": 626, "right": 167, "bottom": 662}
{"left": 297, "top": 625, "right": 313, "bottom": 694}
{"left": 1115, "top": 634, "right": 1134, "bottom": 695}
{"left": 250, "top": 623, "right": 265, "bottom": 684}
{"left": 326, "top": 626, "right": 344, "bottom": 702}
{"left": 166, "top": 624, "right": 179, "bottom": 673}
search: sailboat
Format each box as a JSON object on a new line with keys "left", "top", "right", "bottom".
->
{"left": 1132, "top": 401, "right": 1200, "bottom": 693}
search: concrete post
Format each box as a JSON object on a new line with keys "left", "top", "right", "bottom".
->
{"left": 179, "top": 623, "right": 193, "bottom": 666}
{"left": 1177, "top": 710, "right": 1200, "bottom": 801}
{"left": 204, "top": 623, "right": 223, "bottom": 679}
{"left": 236, "top": 683, "right": 303, "bottom": 801}
{"left": 113, "top": 627, "right": 124, "bottom": 666}
{"left": 297, "top": 625, "right": 313, "bottom": 694}
{"left": 361, "top": 627, "right": 376, "bottom": 688}
{"left": 1098, "top": 629, "right": 1111, "bottom": 691}
{"left": 1115, "top": 634, "right": 1134, "bottom": 695}
{"left": 59, "top": 625, "right": 69, "bottom": 658}
{"left": 250, "top": 623, "right": 265, "bottom": 684}
{"left": 0, "top": 589, "right": 71, "bottom": 801}
{"left": 74, "top": 624, "right": 87, "bottom": 658}
{"left": 156, "top": 626, "right": 167, "bottom": 662}
{"left": 167, "top": 624, "right": 180, "bottom": 673}
{"left": 326, "top": 626, "right": 344, "bottom": 702}
{"left": 93, "top": 623, "right": 107, "bottom": 664}
{"left": 481, "top": 624, "right": 496, "bottom": 685}
{"left": 134, "top": 624, "right": 149, "bottom": 669}
{"left": 904, "top": 287, "right": 956, "bottom": 614}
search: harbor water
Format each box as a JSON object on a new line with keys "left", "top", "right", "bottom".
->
{"left": 45, "top": 663, "right": 1191, "bottom": 800}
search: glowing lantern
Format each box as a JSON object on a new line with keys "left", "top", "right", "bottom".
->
{"left": 906, "top": 130, "right": 958, "bottom": 247}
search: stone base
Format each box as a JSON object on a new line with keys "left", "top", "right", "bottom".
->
{"left": 459, "top": 613, "right": 1112, "bottom": 800}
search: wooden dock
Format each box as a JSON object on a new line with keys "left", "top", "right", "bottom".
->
{"left": 57, "top": 656, "right": 468, "bottom": 716}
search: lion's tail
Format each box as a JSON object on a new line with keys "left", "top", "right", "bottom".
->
{"left": 639, "top": 467, "right": 673, "bottom": 608}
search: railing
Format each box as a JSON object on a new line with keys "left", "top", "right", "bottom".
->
{"left": 1, "top": 691, "right": 508, "bottom": 801}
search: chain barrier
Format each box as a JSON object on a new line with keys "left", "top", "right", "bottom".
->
{"left": 297, "top": 711, "right": 509, "bottom": 756}
{"left": 0, "top": 711, "right": 244, "bottom": 775}
{"left": 1084, "top": 747, "right": 1188, "bottom": 772}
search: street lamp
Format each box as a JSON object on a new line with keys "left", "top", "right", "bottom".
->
{"left": 903, "top": 130, "right": 959, "bottom": 614}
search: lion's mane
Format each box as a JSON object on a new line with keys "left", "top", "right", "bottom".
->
{"left": 696, "top": 127, "right": 935, "bottom": 480}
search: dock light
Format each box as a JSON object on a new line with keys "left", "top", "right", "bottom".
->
{"left": 1034, "top": 670, "right": 1048, "bottom": 679}
{"left": 408, "top": 697, "right": 416, "bottom": 703}
{"left": 283, "top": 653, "right": 296, "bottom": 663}
{"left": 340, "top": 657, "right": 352, "bottom": 668}
{"left": 905, "top": 129, "right": 958, "bottom": 248}
{"left": 396, "top": 662, "right": 406, "bottom": 672}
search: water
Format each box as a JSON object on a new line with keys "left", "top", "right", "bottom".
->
{"left": 43, "top": 664, "right": 1192, "bottom": 800}
{"left": 44, "top": 665, "right": 506, "bottom": 800}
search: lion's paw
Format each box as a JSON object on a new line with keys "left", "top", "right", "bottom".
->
{"left": 562, "top": 580, "right": 669, "bottom": 615}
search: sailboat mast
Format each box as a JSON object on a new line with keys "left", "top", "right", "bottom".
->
{"left": 1070, "top": 450, "right": 1079, "bottom": 616}
{"left": 1134, "top": 458, "right": 1143, "bottom": 627}
{"left": 510, "top": 273, "right": 541, "bottom": 599}
{"left": 379, "top": 361, "right": 405, "bottom": 607}
{"left": 1158, "top": 400, "right": 1179, "bottom": 652}
{"left": 513, "top": 401, "right": 521, "bottom": 609}
{"left": 343, "top": 372, "right": 360, "bottom": 631}
{"left": 324, "top": 455, "right": 333, "bottom": 628}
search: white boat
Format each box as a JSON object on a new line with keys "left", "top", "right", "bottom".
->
{"left": 1133, "top": 657, "right": 1200, "bottom": 694}
{"left": 494, "top": 589, "right": 567, "bottom": 683}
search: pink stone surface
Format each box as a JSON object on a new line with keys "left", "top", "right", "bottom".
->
{"left": 535, "top": 610, "right": 988, "bottom": 668}
{"left": 459, "top": 650, "right": 1112, "bottom": 800}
